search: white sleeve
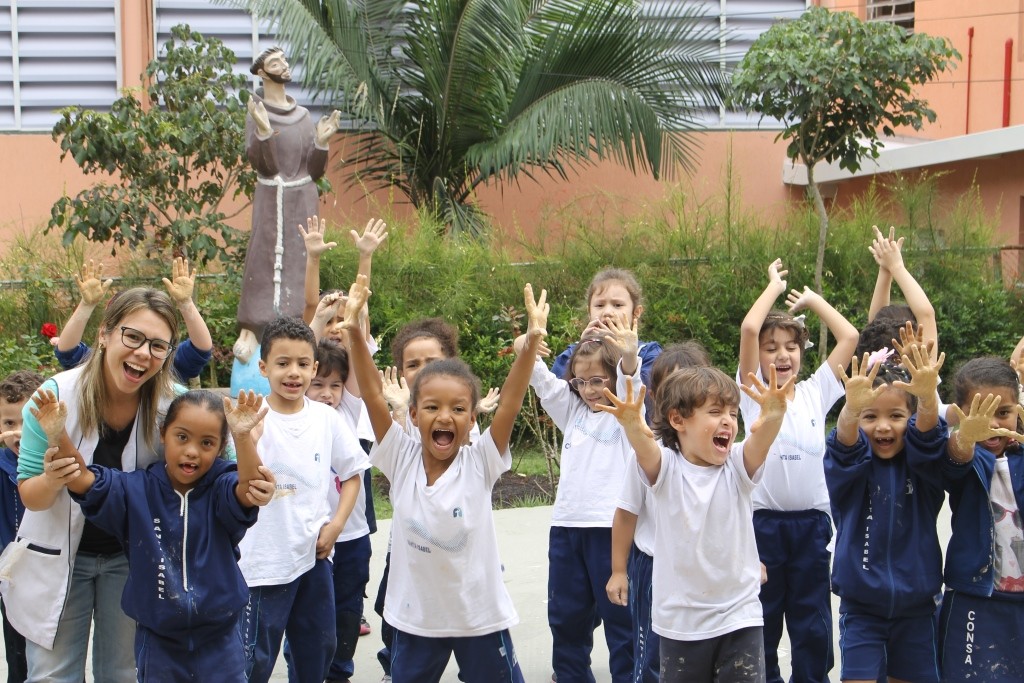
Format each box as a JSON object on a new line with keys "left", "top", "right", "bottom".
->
{"left": 617, "top": 453, "right": 647, "bottom": 513}
{"left": 647, "top": 444, "right": 673, "bottom": 492}
{"left": 471, "top": 429, "right": 512, "bottom": 489}
{"left": 810, "top": 361, "right": 845, "bottom": 414}
{"left": 531, "top": 358, "right": 577, "bottom": 431}
{"left": 616, "top": 354, "right": 644, "bottom": 421}
{"left": 729, "top": 441, "right": 761, "bottom": 492}
{"left": 369, "top": 421, "right": 407, "bottom": 480}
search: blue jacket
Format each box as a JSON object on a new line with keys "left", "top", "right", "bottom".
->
{"left": 0, "top": 448, "right": 24, "bottom": 549}
{"left": 942, "top": 443, "right": 1024, "bottom": 598}
{"left": 55, "top": 339, "right": 212, "bottom": 382}
{"left": 825, "top": 416, "right": 947, "bottom": 618}
{"left": 70, "top": 458, "right": 257, "bottom": 643}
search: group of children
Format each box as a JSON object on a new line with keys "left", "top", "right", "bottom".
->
{"left": 0, "top": 220, "right": 1021, "bottom": 683}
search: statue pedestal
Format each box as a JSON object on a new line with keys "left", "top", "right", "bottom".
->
{"left": 229, "top": 345, "right": 270, "bottom": 397}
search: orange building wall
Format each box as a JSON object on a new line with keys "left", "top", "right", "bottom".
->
{"left": 2, "top": 1, "right": 1022, "bottom": 265}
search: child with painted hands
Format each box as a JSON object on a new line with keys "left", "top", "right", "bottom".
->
{"left": 31, "top": 387, "right": 275, "bottom": 681}
{"left": 826, "top": 325, "right": 947, "bottom": 683}
{"left": 935, "top": 357, "right": 1024, "bottom": 681}
{"left": 738, "top": 257, "right": 859, "bottom": 683}
{"left": 596, "top": 365, "right": 792, "bottom": 682}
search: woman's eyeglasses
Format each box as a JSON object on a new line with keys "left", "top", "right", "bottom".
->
{"left": 120, "top": 327, "right": 174, "bottom": 359}
{"left": 569, "top": 377, "right": 610, "bottom": 391}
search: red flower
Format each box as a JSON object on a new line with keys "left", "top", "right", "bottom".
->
{"left": 40, "top": 323, "right": 58, "bottom": 339}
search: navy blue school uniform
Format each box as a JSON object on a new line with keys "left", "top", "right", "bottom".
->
{"left": 627, "top": 545, "right": 658, "bottom": 683}
{"left": 0, "top": 447, "right": 27, "bottom": 683}
{"left": 70, "top": 458, "right": 258, "bottom": 682}
{"left": 825, "top": 416, "right": 946, "bottom": 683}
{"left": 938, "top": 443, "right": 1024, "bottom": 682}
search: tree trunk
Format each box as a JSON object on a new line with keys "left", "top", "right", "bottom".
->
{"left": 806, "top": 164, "right": 830, "bottom": 360}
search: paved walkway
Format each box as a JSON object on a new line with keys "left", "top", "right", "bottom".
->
{"left": 1, "top": 503, "right": 954, "bottom": 682}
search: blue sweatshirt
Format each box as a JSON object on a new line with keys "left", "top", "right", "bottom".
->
{"left": 942, "top": 443, "right": 1024, "bottom": 600}
{"left": 55, "top": 339, "right": 212, "bottom": 382}
{"left": 0, "top": 448, "right": 24, "bottom": 549}
{"left": 70, "top": 458, "right": 257, "bottom": 642}
{"left": 825, "top": 416, "right": 947, "bottom": 618}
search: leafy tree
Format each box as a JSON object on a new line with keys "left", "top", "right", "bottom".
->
{"left": 48, "top": 25, "right": 256, "bottom": 268}
{"left": 229, "top": 0, "right": 723, "bottom": 235}
{"left": 732, "top": 6, "right": 958, "bottom": 353}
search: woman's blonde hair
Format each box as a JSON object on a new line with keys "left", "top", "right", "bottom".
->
{"left": 76, "top": 288, "right": 178, "bottom": 450}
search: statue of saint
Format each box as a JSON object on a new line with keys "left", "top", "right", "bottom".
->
{"left": 232, "top": 46, "right": 341, "bottom": 365}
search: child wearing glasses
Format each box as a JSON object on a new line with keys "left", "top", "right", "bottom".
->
{"left": 518, "top": 313, "right": 643, "bottom": 682}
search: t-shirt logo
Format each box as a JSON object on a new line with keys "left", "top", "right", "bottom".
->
{"left": 452, "top": 507, "right": 463, "bottom": 518}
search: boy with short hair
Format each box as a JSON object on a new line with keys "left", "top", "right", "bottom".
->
{"left": 305, "top": 339, "right": 373, "bottom": 683}
{"left": 599, "top": 366, "right": 792, "bottom": 682}
{"left": 237, "top": 317, "right": 369, "bottom": 683}
{"left": 0, "top": 369, "right": 44, "bottom": 683}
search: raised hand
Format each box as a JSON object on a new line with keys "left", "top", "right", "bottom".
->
{"left": 596, "top": 377, "right": 653, "bottom": 439}
{"left": 891, "top": 321, "right": 933, "bottom": 360}
{"left": 604, "top": 313, "right": 639, "bottom": 360}
{"left": 245, "top": 466, "right": 277, "bottom": 507}
{"left": 75, "top": 260, "right": 113, "bottom": 307}
{"left": 162, "top": 257, "right": 197, "bottom": 304}
{"left": 768, "top": 258, "right": 788, "bottom": 295}
{"left": 313, "top": 291, "right": 345, "bottom": 324}
{"left": 477, "top": 387, "right": 501, "bottom": 414}
{"left": 949, "top": 393, "right": 1024, "bottom": 453}
{"left": 742, "top": 364, "right": 795, "bottom": 432}
{"left": 380, "top": 367, "right": 410, "bottom": 413}
{"left": 838, "top": 353, "right": 885, "bottom": 417}
{"left": 868, "top": 225, "right": 906, "bottom": 272}
{"left": 224, "top": 391, "right": 269, "bottom": 436}
{"left": 28, "top": 389, "right": 68, "bottom": 446}
{"left": 350, "top": 218, "right": 388, "bottom": 257}
{"left": 786, "top": 286, "right": 818, "bottom": 314}
{"left": 893, "top": 339, "right": 945, "bottom": 401}
{"left": 340, "top": 275, "right": 371, "bottom": 331}
{"left": 298, "top": 215, "right": 337, "bottom": 259}
{"left": 524, "top": 284, "right": 549, "bottom": 339}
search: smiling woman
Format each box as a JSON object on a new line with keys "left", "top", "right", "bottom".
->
{"left": 1, "top": 288, "right": 179, "bottom": 683}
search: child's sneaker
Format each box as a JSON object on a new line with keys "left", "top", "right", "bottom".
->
{"left": 360, "top": 615, "right": 371, "bottom": 636}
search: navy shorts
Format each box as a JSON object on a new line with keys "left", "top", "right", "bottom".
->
{"left": 838, "top": 610, "right": 939, "bottom": 683}
{"left": 938, "top": 589, "right": 1024, "bottom": 682}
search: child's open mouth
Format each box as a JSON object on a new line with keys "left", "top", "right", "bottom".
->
{"left": 713, "top": 434, "right": 731, "bottom": 452}
{"left": 432, "top": 429, "right": 455, "bottom": 448}
{"left": 282, "top": 381, "right": 303, "bottom": 392}
{"left": 180, "top": 462, "right": 198, "bottom": 475}
{"left": 124, "top": 362, "right": 147, "bottom": 381}
{"left": 983, "top": 436, "right": 1005, "bottom": 451}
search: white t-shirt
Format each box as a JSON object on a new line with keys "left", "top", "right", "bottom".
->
{"left": 616, "top": 453, "right": 655, "bottom": 557}
{"left": 991, "top": 457, "right": 1024, "bottom": 592}
{"left": 372, "top": 422, "right": 517, "bottom": 637}
{"left": 239, "top": 398, "right": 369, "bottom": 586}
{"left": 739, "top": 362, "right": 843, "bottom": 514}
{"left": 532, "top": 357, "right": 641, "bottom": 527}
{"left": 333, "top": 392, "right": 370, "bottom": 542}
{"left": 648, "top": 442, "right": 764, "bottom": 641}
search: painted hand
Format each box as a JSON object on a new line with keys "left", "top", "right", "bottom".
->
{"left": 161, "top": 257, "right": 197, "bottom": 304}
{"left": 742, "top": 364, "right": 796, "bottom": 432}
{"left": 596, "top": 377, "right": 652, "bottom": 439}
{"left": 224, "top": 391, "right": 269, "bottom": 436}
{"left": 298, "top": 215, "right": 337, "bottom": 259}
{"left": 350, "top": 218, "right": 388, "bottom": 257}
{"left": 75, "top": 260, "right": 113, "bottom": 307}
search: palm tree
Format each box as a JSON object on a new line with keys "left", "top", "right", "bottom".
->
{"left": 231, "top": 0, "right": 723, "bottom": 235}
